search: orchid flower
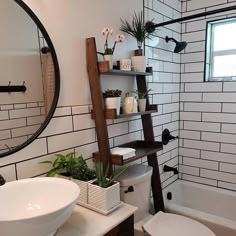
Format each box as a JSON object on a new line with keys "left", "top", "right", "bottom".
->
{"left": 101, "top": 28, "right": 124, "bottom": 55}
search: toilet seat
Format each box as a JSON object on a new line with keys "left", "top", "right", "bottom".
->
{"left": 142, "top": 212, "right": 215, "bottom": 236}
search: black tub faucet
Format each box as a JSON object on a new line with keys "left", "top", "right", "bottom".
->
{"left": 0, "top": 174, "right": 6, "bottom": 186}
{"left": 163, "top": 165, "right": 178, "bottom": 175}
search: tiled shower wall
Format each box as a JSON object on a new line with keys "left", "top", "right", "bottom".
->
{"left": 0, "top": 0, "right": 181, "bottom": 189}
{"left": 145, "top": 0, "right": 181, "bottom": 188}
{"left": 180, "top": 0, "right": 236, "bottom": 191}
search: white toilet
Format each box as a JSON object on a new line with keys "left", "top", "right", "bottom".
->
{"left": 117, "top": 164, "right": 216, "bottom": 236}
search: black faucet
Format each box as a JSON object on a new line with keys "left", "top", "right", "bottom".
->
{"left": 163, "top": 165, "right": 178, "bottom": 175}
{"left": 0, "top": 174, "right": 6, "bottom": 186}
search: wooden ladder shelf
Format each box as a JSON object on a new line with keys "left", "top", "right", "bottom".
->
{"left": 86, "top": 37, "right": 165, "bottom": 212}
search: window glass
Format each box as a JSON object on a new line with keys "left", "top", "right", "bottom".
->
{"left": 205, "top": 18, "right": 236, "bottom": 81}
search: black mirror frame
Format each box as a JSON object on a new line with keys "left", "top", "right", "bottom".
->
{"left": 0, "top": 0, "right": 60, "bottom": 158}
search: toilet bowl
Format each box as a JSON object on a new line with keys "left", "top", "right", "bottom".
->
{"left": 117, "top": 164, "right": 216, "bottom": 236}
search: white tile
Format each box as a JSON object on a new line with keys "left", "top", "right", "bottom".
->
{"left": 201, "top": 169, "right": 236, "bottom": 183}
{"left": 0, "top": 111, "right": 9, "bottom": 120}
{"left": 12, "top": 125, "right": 40, "bottom": 138}
{"left": 75, "top": 142, "right": 98, "bottom": 160}
{"left": 184, "top": 139, "right": 220, "bottom": 152}
{"left": 202, "top": 150, "right": 236, "bottom": 164}
{"left": 0, "top": 165, "right": 16, "bottom": 182}
{"left": 187, "top": 0, "right": 227, "bottom": 11}
{"left": 184, "top": 121, "right": 220, "bottom": 132}
{"left": 0, "top": 130, "right": 11, "bottom": 141}
{"left": 108, "top": 122, "right": 129, "bottom": 137}
{"left": 222, "top": 123, "right": 236, "bottom": 134}
{"left": 183, "top": 157, "right": 218, "bottom": 170}
{"left": 185, "top": 83, "right": 222, "bottom": 92}
{"left": 14, "top": 104, "right": 27, "bottom": 109}
{"left": 203, "top": 93, "right": 236, "bottom": 102}
{"left": 73, "top": 114, "right": 95, "bottom": 131}
{"left": 9, "top": 108, "right": 40, "bottom": 119}
{"left": 222, "top": 103, "right": 236, "bottom": 113}
{"left": 180, "top": 93, "right": 202, "bottom": 102}
{"left": 72, "top": 106, "right": 89, "bottom": 115}
{"left": 163, "top": 103, "right": 179, "bottom": 114}
{"left": 53, "top": 107, "right": 71, "bottom": 117}
{"left": 202, "top": 113, "right": 236, "bottom": 123}
{"left": 181, "top": 72, "right": 204, "bottom": 82}
{"left": 48, "top": 129, "right": 95, "bottom": 153}
{"left": 114, "top": 131, "right": 142, "bottom": 146}
{"left": 40, "top": 116, "right": 73, "bottom": 137}
{"left": 179, "top": 164, "right": 200, "bottom": 176}
{"left": 27, "top": 116, "right": 45, "bottom": 125}
{"left": 180, "top": 112, "right": 201, "bottom": 121}
{"left": 221, "top": 143, "right": 236, "bottom": 154}
{"left": 220, "top": 163, "right": 236, "bottom": 174}
{"left": 180, "top": 130, "right": 201, "bottom": 140}
{"left": 181, "top": 52, "right": 204, "bottom": 63}
{"left": 1, "top": 105, "right": 13, "bottom": 110}
{"left": 182, "top": 174, "right": 217, "bottom": 186}
{"left": 0, "top": 138, "right": 47, "bottom": 166}
{"left": 218, "top": 181, "right": 236, "bottom": 191}
{"left": 184, "top": 102, "right": 221, "bottom": 112}
{"left": 179, "top": 147, "right": 201, "bottom": 158}
{"left": 202, "top": 132, "right": 236, "bottom": 144}
{"left": 129, "top": 119, "right": 142, "bottom": 133}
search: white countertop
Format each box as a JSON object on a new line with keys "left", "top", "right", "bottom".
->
{"left": 56, "top": 203, "right": 137, "bottom": 236}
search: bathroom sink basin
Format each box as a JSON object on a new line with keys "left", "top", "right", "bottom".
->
{"left": 0, "top": 177, "right": 80, "bottom": 236}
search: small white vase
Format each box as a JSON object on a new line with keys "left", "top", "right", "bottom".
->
{"left": 131, "top": 56, "right": 146, "bottom": 72}
{"left": 138, "top": 98, "right": 147, "bottom": 112}
{"left": 103, "top": 55, "right": 113, "bottom": 70}
{"left": 105, "top": 97, "right": 121, "bottom": 115}
{"left": 122, "top": 96, "right": 138, "bottom": 114}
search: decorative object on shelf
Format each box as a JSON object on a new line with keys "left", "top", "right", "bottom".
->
{"left": 120, "top": 11, "right": 153, "bottom": 56}
{"left": 98, "top": 28, "right": 125, "bottom": 70}
{"left": 88, "top": 161, "right": 127, "bottom": 211}
{"left": 122, "top": 93, "right": 138, "bottom": 114}
{"left": 111, "top": 147, "right": 136, "bottom": 160}
{"left": 120, "top": 59, "right": 131, "bottom": 71}
{"left": 132, "top": 88, "right": 152, "bottom": 112}
{"left": 131, "top": 55, "right": 146, "bottom": 72}
{"left": 40, "top": 152, "right": 95, "bottom": 204}
{"left": 103, "top": 89, "right": 122, "bottom": 115}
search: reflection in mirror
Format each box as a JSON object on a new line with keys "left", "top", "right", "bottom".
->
{"left": 0, "top": 0, "right": 59, "bottom": 156}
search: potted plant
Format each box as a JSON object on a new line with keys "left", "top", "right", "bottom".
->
{"left": 132, "top": 88, "right": 152, "bottom": 112}
{"left": 98, "top": 28, "right": 124, "bottom": 70}
{"left": 120, "top": 11, "right": 153, "bottom": 72}
{"left": 88, "top": 161, "right": 127, "bottom": 212}
{"left": 103, "top": 89, "right": 122, "bottom": 115}
{"left": 41, "top": 153, "right": 95, "bottom": 204}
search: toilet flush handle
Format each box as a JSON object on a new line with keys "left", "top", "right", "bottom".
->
{"left": 124, "top": 186, "right": 134, "bottom": 194}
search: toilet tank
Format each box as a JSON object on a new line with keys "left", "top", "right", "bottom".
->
{"left": 117, "top": 164, "right": 153, "bottom": 222}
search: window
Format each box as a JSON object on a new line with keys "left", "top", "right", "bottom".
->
{"left": 205, "top": 18, "right": 236, "bottom": 81}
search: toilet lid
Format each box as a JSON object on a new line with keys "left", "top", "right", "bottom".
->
{"left": 142, "top": 212, "right": 215, "bottom": 236}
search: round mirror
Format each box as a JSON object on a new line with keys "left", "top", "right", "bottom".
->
{"left": 0, "top": 0, "right": 60, "bottom": 157}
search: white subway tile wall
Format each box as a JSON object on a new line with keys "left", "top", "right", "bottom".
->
{"left": 180, "top": 0, "right": 236, "bottom": 191}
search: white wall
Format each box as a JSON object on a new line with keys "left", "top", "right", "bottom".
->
{"left": 180, "top": 0, "right": 236, "bottom": 191}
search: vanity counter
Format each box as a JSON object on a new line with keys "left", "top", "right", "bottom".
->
{"left": 57, "top": 203, "right": 137, "bottom": 236}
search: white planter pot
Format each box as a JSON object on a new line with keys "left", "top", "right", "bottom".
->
{"left": 71, "top": 178, "right": 88, "bottom": 204}
{"left": 138, "top": 98, "right": 147, "bottom": 112}
{"left": 131, "top": 56, "right": 146, "bottom": 72}
{"left": 88, "top": 181, "right": 120, "bottom": 211}
{"left": 105, "top": 97, "right": 121, "bottom": 115}
{"left": 103, "top": 55, "right": 113, "bottom": 70}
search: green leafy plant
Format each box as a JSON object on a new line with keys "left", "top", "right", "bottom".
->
{"left": 41, "top": 153, "right": 95, "bottom": 181}
{"left": 132, "top": 88, "right": 152, "bottom": 99}
{"left": 120, "top": 11, "right": 153, "bottom": 51}
{"left": 94, "top": 161, "right": 127, "bottom": 188}
{"left": 103, "top": 89, "right": 122, "bottom": 98}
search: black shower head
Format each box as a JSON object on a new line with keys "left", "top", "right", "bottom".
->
{"left": 165, "top": 36, "right": 187, "bottom": 53}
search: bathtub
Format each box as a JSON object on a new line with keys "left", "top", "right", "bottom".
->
{"left": 161, "top": 180, "right": 236, "bottom": 236}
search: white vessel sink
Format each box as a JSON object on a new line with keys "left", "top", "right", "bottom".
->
{"left": 0, "top": 177, "right": 80, "bottom": 236}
